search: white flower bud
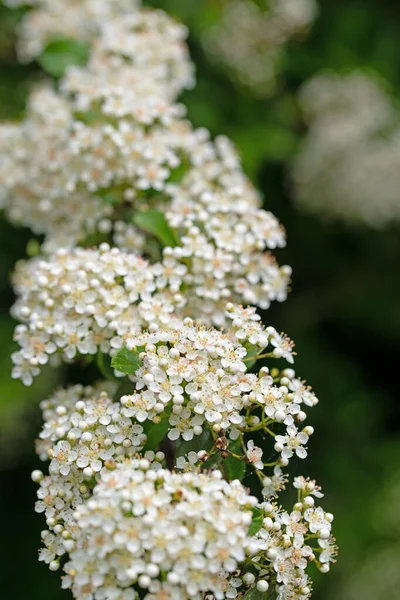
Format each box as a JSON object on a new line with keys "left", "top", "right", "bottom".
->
{"left": 257, "top": 580, "right": 269, "bottom": 592}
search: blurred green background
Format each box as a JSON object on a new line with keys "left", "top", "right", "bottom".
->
{"left": 0, "top": 1, "right": 400, "bottom": 599}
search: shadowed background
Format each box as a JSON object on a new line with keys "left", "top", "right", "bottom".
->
{"left": 0, "top": 1, "right": 399, "bottom": 599}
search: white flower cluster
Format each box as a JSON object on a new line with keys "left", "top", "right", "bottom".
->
{"left": 5, "top": 0, "right": 141, "bottom": 62}
{"left": 121, "top": 310, "right": 317, "bottom": 469}
{"left": 249, "top": 478, "right": 336, "bottom": 600}
{"left": 63, "top": 464, "right": 256, "bottom": 600}
{"left": 163, "top": 134, "right": 291, "bottom": 322}
{"left": 3, "top": 1, "right": 336, "bottom": 597}
{"left": 1, "top": 4, "right": 290, "bottom": 308}
{"left": 31, "top": 383, "right": 159, "bottom": 569}
{"left": 203, "top": 0, "right": 318, "bottom": 96}
{"left": 11, "top": 244, "right": 185, "bottom": 385}
{"left": 292, "top": 71, "right": 400, "bottom": 227}
{"left": 62, "top": 8, "right": 195, "bottom": 112}
{"left": 0, "top": 85, "right": 115, "bottom": 250}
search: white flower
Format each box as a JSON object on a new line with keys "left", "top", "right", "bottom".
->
{"left": 275, "top": 426, "right": 309, "bottom": 460}
{"left": 246, "top": 440, "right": 264, "bottom": 470}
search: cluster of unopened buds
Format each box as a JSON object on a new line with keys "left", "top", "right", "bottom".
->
{"left": 2, "top": 1, "right": 336, "bottom": 599}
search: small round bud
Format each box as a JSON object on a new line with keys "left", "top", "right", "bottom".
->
{"left": 320, "top": 564, "right": 330, "bottom": 573}
{"left": 243, "top": 573, "right": 255, "bottom": 586}
{"left": 83, "top": 467, "right": 93, "bottom": 479}
{"left": 257, "top": 580, "right": 269, "bottom": 592}
{"left": 31, "top": 470, "right": 44, "bottom": 483}
{"left": 49, "top": 561, "right": 59, "bottom": 572}
{"left": 167, "top": 572, "right": 180, "bottom": 585}
{"left": 303, "top": 496, "right": 315, "bottom": 507}
{"left": 319, "top": 528, "right": 330, "bottom": 540}
{"left": 146, "top": 564, "right": 160, "bottom": 578}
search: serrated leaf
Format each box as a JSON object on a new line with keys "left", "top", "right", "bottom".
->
{"left": 38, "top": 38, "right": 90, "bottom": 78}
{"left": 133, "top": 210, "right": 179, "bottom": 248}
{"left": 249, "top": 507, "right": 264, "bottom": 536}
{"left": 111, "top": 347, "right": 142, "bottom": 376}
{"left": 224, "top": 439, "right": 246, "bottom": 481}
{"left": 242, "top": 587, "right": 269, "bottom": 600}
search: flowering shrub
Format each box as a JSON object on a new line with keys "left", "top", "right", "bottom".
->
{"left": 2, "top": 1, "right": 336, "bottom": 599}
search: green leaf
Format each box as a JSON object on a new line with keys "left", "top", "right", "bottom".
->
{"left": 249, "top": 507, "right": 264, "bottom": 536}
{"left": 241, "top": 587, "right": 269, "bottom": 600}
{"left": 133, "top": 210, "right": 179, "bottom": 248}
{"left": 111, "top": 347, "right": 142, "bottom": 376}
{"left": 97, "top": 190, "right": 122, "bottom": 205}
{"left": 224, "top": 439, "right": 247, "bottom": 481}
{"left": 175, "top": 428, "right": 213, "bottom": 458}
{"left": 143, "top": 417, "right": 170, "bottom": 451}
{"left": 97, "top": 352, "right": 118, "bottom": 382}
{"left": 38, "top": 38, "right": 90, "bottom": 78}
{"left": 244, "top": 345, "right": 262, "bottom": 369}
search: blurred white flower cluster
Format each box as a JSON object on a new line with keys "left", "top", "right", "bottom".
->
{"left": 4, "top": 0, "right": 141, "bottom": 62}
{"left": 203, "top": 0, "right": 318, "bottom": 96}
{"left": 292, "top": 71, "right": 400, "bottom": 227}
{"left": 2, "top": 1, "right": 336, "bottom": 598}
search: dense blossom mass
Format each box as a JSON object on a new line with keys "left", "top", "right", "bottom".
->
{"left": 11, "top": 244, "right": 186, "bottom": 385}
{"left": 2, "top": 1, "right": 336, "bottom": 599}
{"left": 4, "top": 0, "right": 141, "bottom": 62}
{"left": 292, "top": 70, "right": 400, "bottom": 226}
{"left": 203, "top": 0, "right": 318, "bottom": 96}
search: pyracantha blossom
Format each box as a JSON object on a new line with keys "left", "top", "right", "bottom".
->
{"left": 119, "top": 311, "right": 316, "bottom": 471}
{"left": 250, "top": 480, "right": 337, "bottom": 599}
{"left": 62, "top": 463, "right": 257, "bottom": 600}
{"left": 10, "top": 244, "right": 185, "bottom": 384}
{"left": 163, "top": 135, "right": 291, "bottom": 323}
{"left": 31, "top": 383, "right": 161, "bottom": 568}
{"left": 62, "top": 8, "right": 195, "bottom": 112}
{"left": 3, "top": 1, "right": 337, "bottom": 598}
{"left": 5, "top": 0, "right": 142, "bottom": 63}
